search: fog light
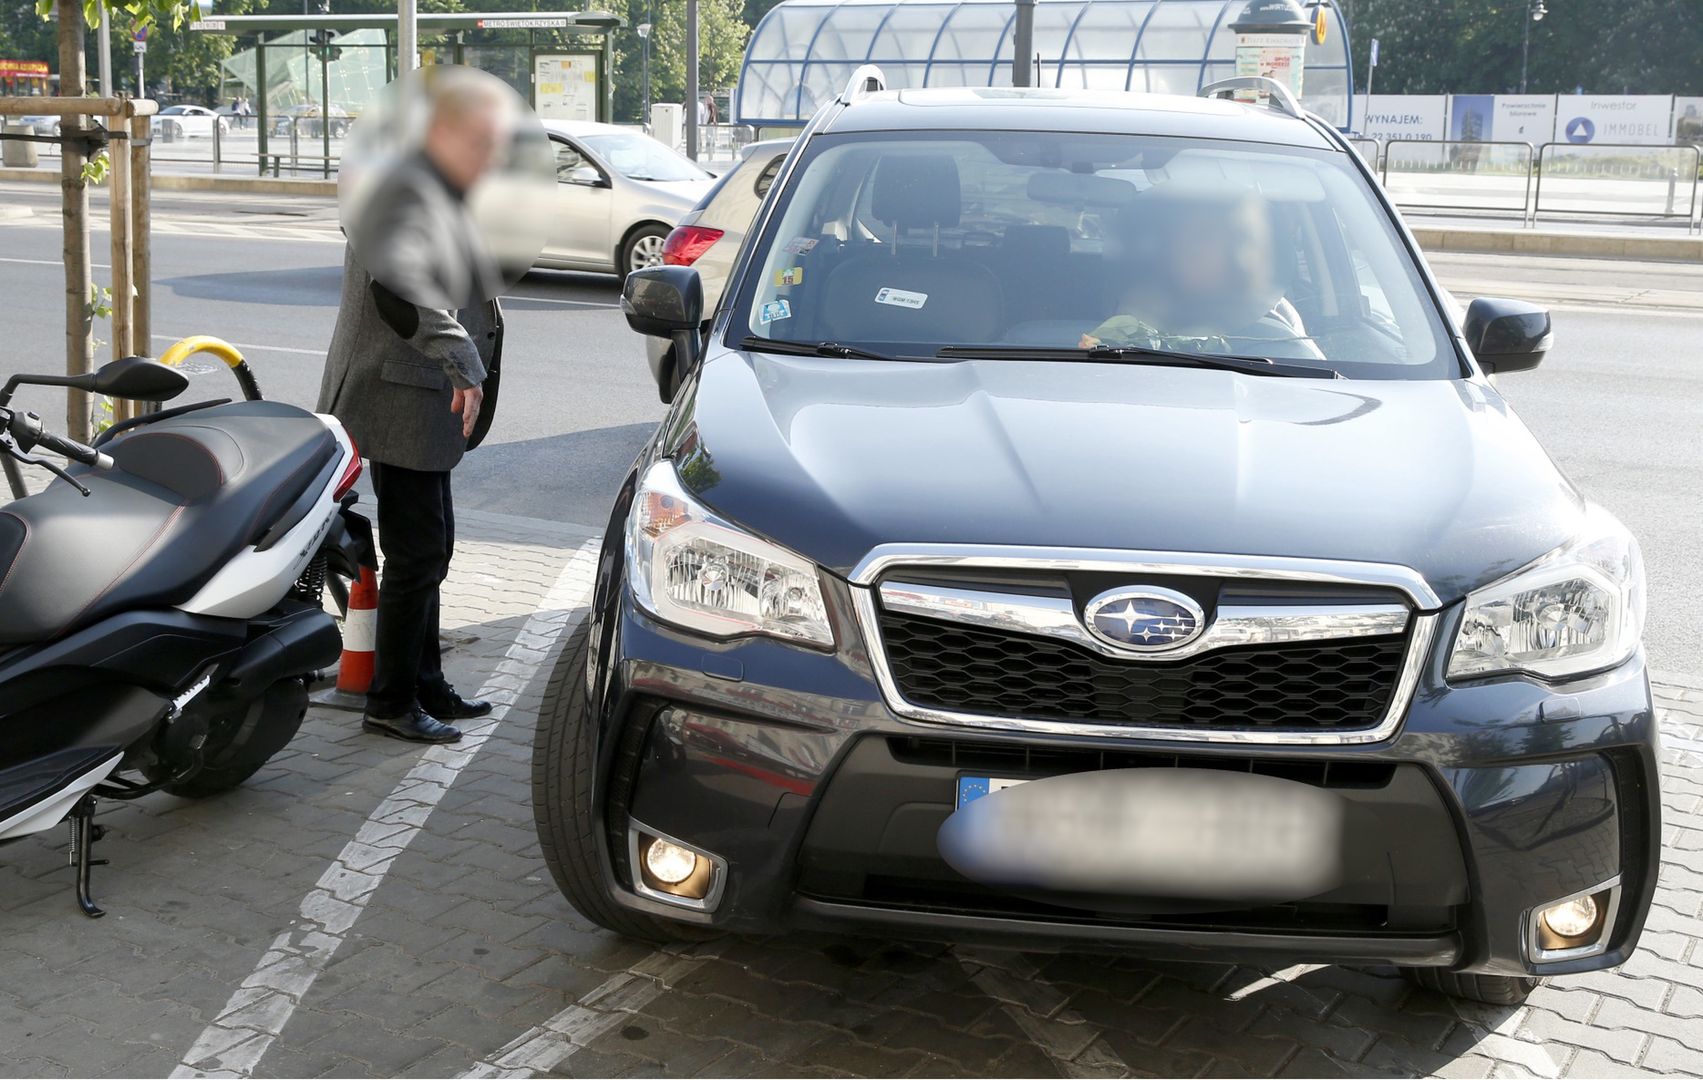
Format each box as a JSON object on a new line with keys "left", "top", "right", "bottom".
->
{"left": 634, "top": 829, "right": 719, "bottom": 905}
{"left": 1532, "top": 884, "right": 1615, "bottom": 956}
{"left": 1540, "top": 895, "right": 1599, "bottom": 940}
{"left": 643, "top": 838, "right": 699, "bottom": 886}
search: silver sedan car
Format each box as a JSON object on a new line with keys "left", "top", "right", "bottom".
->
{"left": 537, "top": 121, "right": 716, "bottom": 281}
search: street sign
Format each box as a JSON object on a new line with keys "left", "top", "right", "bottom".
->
{"left": 476, "top": 16, "right": 568, "bottom": 28}
{"left": 190, "top": 19, "right": 226, "bottom": 30}
{"left": 133, "top": 40, "right": 147, "bottom": 54}
{"left": 132, "top": 25, "right": 148, "bottom": 41}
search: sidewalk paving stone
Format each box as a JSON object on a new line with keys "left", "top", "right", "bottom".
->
{"left": 1, "top": 506, "right": 1701, "bottom": 1078}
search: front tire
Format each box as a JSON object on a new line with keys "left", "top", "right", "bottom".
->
{"left": 531, "top": 619, "right": 707, "bottom": 943}
{"left": 1401, "top": 968, "right": 1540, "bottom": 1005}
{"left": 619, "top": 223, "right": 670, "bottom": 282}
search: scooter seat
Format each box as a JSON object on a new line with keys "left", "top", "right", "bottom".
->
{"left": 0, "top": 400, "right": 339, "bottom": 644}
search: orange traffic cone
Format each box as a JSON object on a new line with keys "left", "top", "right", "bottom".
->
{"left": 311, "top": 565, "right": 378, "bottom": 712}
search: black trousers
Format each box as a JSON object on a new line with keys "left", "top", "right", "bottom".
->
{"left": 368, "top": 462, "right": 455, "bottom": 716}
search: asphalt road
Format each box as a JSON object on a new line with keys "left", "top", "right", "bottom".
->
{"left": 0, "top": 183, "right": 1698, "bottom": 675}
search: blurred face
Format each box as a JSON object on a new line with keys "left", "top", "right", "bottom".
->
{"left": 426, "top": 98, "right": 506, "bottom": 191}
{"left": 1167, "top": 198, "right": 1273, "bottom": 303}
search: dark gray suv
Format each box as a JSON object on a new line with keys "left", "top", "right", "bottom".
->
{"left": 533, "top": 72, "right": 1659, "bottom": 1006}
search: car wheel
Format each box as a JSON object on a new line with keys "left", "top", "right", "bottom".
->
{"left": 167, "top": 120, "right": 183, "bottom": 140}
{"left": 1401, "top": 968, "right": 1541, "bottom": 1005}
{"left": 532, "top": 618, "right": 714, "bottom": 943}
{"left": 620, "top": 223, "right": 670, "bottom": 281}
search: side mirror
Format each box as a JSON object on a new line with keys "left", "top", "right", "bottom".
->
{"left": 624, "top": 267, "right": 704, "bottom": 394}
{"left": 566, "top": 164, "right": 608, "bottom": 187}
{"left": 1464, "top": 297, "right": 1552, "bottom": 375}
{"left": 85, "top": 356, "right": 191, "bottom": 401}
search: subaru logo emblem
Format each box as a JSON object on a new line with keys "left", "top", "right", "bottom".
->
{"left": 1083, "top": 587, "right": 1206, "bottom": 653}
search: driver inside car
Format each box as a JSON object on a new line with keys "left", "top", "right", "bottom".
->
{"left": 1080, "top": 192, "right": 1322, "bottom": 359}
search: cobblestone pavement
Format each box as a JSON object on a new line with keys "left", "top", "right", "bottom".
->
{"left": 1, "top": 508, "right": 1700, "bottom": 1079}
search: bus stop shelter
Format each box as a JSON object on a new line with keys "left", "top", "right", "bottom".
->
{"left": 192, "top": 11, "right": 623, "bottom": 175}
{"left": 735, "top": 0, "right": 1352, "bottom": 132}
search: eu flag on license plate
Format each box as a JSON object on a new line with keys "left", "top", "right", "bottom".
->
{"left": 955, "top": 776, "right": 1028, "bottom": 810}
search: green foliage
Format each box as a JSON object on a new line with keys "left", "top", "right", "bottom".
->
{"left": 1349, "top": 0, "right": 1703, "bottom": 95}
{"left": 80, "top": 147, "right": 109, "bottom": 184}
{"left": 611, "top": 0, "right": 749, "bottom": 122}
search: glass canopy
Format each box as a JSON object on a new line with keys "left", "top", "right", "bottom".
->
{"left": 735, "top": 0, "right": 1352, "bottom": 131}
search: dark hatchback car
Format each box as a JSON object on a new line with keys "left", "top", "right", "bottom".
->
{"left": 532, "top": 73, "right": 1660, "bottom": 1005}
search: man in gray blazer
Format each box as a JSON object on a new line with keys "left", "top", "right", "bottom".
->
{"left": 319, "top": 247, "right": 502, "bottom": 743}
{"left": 318, "top": 68, "right": 515, "bottom": 743}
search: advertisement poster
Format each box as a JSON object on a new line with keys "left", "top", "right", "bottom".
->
{"left": 1449, "top": 94, "right": 1493, "bottom": 141}
{"left": 1234, "top": 33, "right": 1306, "bottom": 99}
{"left": 1674, "top": 97, "right": 1703, "bottom": 148}
{"left": 1492, "top": 95, "right": 1557, "bottom": 144}
{"left": 1553, "top": 96, "right": 1673, "bottom": 145}
{"left": 1353, "top": 95, "right": 1447, "bottom": 142}
{"left": 533, "top": 54, "right": 599, "bottom": 121}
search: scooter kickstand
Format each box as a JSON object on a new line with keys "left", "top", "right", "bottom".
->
{"left": 66, "top": 795, "right": 108, "bottom": 918}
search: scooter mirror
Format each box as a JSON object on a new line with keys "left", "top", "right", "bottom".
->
{"left": 87, "top": 356, "right": 191, "bottom": 402}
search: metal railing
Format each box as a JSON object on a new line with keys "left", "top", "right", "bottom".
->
{"left": 1352, "top": 135, "right": 1703, "bottom": 231}
{"left": 693, "top": 123, "right": 757, "bottom": 168}
{"left": 18, "top": 114, "right": 342, "bottom": 178}
{"left": 1532, "top": 141, "right": 1701, "bottom": 229}
{"left": 1380, "top": 139, "right": 1537, "bottom": 216}
{"left": 1347, "top": 136, "right": 1380, "bottom": 170}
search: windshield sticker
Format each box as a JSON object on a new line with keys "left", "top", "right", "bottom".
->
{"left": 773, "top": 266, "right": 805, "bottom": 287}
{"left": 874, "top": 287, "right": 927, "bottom": 310}
{"left": 784, "top": 237, "right": 818, "bottom": 255}
{"left": 759, "top": 299, "right": 793, "bottom": 324}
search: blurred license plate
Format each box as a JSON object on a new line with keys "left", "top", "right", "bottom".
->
{"left": 956, "top": 775, "right": 1029, "bottom": 810}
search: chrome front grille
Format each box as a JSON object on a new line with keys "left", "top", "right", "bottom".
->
{"left": 879, "top": 607, "right": 1409, "bottom": 733}
{"left": 848, "top": 547, "right": 1439, "bottom": 745}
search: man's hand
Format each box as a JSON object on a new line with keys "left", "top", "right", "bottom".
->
{"left": 451, "top": 384, "right": 484, "bottom": 440}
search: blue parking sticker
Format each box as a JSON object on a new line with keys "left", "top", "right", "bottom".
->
{"left": 759, "top": 299, "right": 792, "bottom": 324}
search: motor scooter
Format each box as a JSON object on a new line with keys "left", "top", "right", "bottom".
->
{"left": 0, "top": 351, "right": 373, "bottom": 916}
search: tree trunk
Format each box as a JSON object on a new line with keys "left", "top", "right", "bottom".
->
{"left": 57, "top": 0, "right": 94, "bottom": 443}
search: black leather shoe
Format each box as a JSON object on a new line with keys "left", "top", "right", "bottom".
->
{"left": 417, "top": 686, "right": 493, "bottom": 720}
{"left": 362, "top": 705, "right": 462, "bottom": 744}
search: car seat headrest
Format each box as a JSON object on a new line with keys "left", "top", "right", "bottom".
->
{"left": 872, "top": 155, "right": 962, "bottom": 231}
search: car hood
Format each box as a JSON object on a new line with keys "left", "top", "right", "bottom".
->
{"left": 668, "top": 351, "right": 1585, "bottom": 606}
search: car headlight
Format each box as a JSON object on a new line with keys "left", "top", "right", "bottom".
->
{"left": 625, "top": 460, "right": 834, "bottom": 647}
{"left": 1447, "top": 505, "right": 1645, "bottom": 682}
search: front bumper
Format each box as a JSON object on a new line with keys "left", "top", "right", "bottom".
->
{"left": 593, "top": 590, "right": 1661, "bottom": 976}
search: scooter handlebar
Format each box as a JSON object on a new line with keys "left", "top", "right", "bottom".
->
{"left": 33, "top": 428, "right": 113, "bottom": 471}
{"left": 6, "top": 411, "right": 114, "bottom": 471}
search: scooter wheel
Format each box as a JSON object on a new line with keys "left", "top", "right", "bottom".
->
{"left": 159, "top": 681, "right": 308, "bottom": 799}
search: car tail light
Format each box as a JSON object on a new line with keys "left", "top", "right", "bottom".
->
{"left": 662, "top": 225, "right": 724, "bottom": 266}
{"left": 333, "top": 432, "right": 363, "bottom": 500}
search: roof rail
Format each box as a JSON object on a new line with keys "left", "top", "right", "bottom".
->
{"left": 840, "top": 65, "right": 886, "bottom": 104}
{"left": 1199, "top": 76, "right": 1304, "bottom": 121}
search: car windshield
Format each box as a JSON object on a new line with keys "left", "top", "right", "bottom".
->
{"left": 582, "top": 132, "right": 710, "bottom": 182}
{"left": 734, "top": 130, "right": 1460, "bottom": 380}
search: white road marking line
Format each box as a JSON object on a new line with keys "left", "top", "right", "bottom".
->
{"left": 956, "top": 948, "right": 1131, "bottom": 1078}
{"left": 499, "top": 293, "right": 621, "bottom": 309}
{"left": 170, "top": 541, "right": 598, "bottom": 1079}
{"left": 148, "top": 333, "right": 327, "bottom": 358}
{"left": 461, "top": 948, "right": 712, "bottom": 1078}
{"left": 0, "top": 255, "right": 112, "bottom": 269}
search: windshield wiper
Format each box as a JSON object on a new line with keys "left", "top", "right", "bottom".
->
{"left": 741, "top": 336, "right": 909, "bottom": 362}
{"left": 936, "top": 343, "right": 1340, "bottom": 380}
